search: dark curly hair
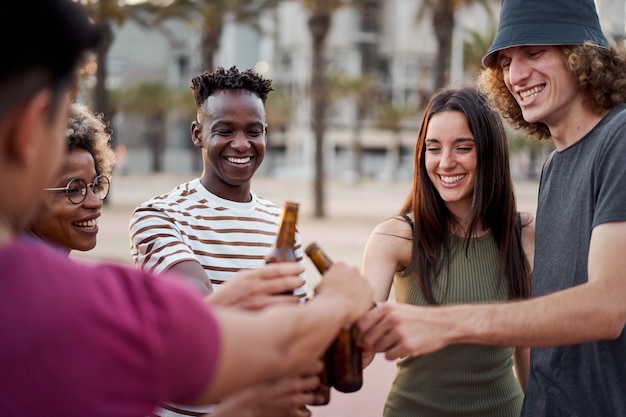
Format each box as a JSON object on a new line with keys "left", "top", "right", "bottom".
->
{"left": 477, "top": 43, "right": 626, "bottom": 140}
{"left": 66, "top": 103, "right": 116, "bottom": 178}
{"left": 190, "top": 66, "right": 273, "bottom": 108}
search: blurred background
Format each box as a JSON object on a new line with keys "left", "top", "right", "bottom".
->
{"left": 74, "top": 0, "right": 626, "bottom": 220}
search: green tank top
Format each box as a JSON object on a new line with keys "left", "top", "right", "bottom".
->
{"left": 385, "top": 231, "right": 524, "bottom": 417}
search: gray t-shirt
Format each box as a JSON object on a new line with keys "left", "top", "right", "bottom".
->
{"left": 522, "top": 104, "right": 626, "bottom": 417}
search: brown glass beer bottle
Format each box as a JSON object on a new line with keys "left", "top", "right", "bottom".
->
{"left": 305, "top": 242, "right": 364, "bottom": 393}
{"left": 266, "top": 206, "right": 331, "bottom": 404}
{"left": 266, "top": 201, "right": 300, "bottom": 298}
{"left": 266, "top": 201, "right": 299, "bottom": 265}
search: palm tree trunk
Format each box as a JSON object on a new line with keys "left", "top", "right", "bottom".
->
{"left": 308, "top": 11, "right": 331, "bottom": 218}
{"left": 201, "top": 25, "right": 222, "bottom": 72}
{"left": 432, "top": 5, "right": 455, "bottom": 90}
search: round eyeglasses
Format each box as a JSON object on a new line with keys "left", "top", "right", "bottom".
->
{"left": 44, "top": 175, "right": 110, "bottom": 205}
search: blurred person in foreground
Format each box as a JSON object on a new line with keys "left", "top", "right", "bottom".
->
{"left": 130, "top": 66, "right": 313, "bottom": 417}
{"left": 28, "top": 102, "right": 115, "bottom": 253}
{"left": 0, "top": 1, "right": 374, "bottom": 416}
{"left": 359, "top": 0, "right": 626, "bottom": 415}
{"left": 361, "top": 87, "right": 533, "bottom": 417}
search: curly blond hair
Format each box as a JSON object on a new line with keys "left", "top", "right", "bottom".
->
{"left": 66, "top": 103, "right": 116, "bottom": 177}
{"left": 477, "top": 43, "right": 626, "bottom": 140}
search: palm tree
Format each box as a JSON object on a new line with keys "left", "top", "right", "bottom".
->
{"left": 79, "top": 1, "right": 160, "bottom": 143}
{"left": 156, "top": 0, "right": 278, "bottom": 71}
{"left": 463, "top": 26, "right": 496, "bottom": 79}
{"left": 326, "top": 72, "right": 380, "bottom": 182}
{"left": 112, "top": 82, "right": 180, "bottom": 173}
{"left": 416, "top": 0, "right": 497, "bottom": 90}
{"left": 375, "top": 103, "right": 415, "bottom": 181}
{"left": 301, "top": 0, "right": 343, "bottom": 218}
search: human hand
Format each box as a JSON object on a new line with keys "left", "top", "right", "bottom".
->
{"left": 212, "top": 363, "right": 324, "bottom": 417}
{"left": 207, "top": 262, "right": 304, "bottom": 310}
{"left": 361, "top": 349, "right": 377, "bottom": 369}
{"left": 357, "top": 302, "right": 450, "bottom": 360}
{"left": 313, "top": 262, "right": 374, "bottom": 324}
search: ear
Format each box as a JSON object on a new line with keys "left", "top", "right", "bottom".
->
{"left": 190, "top": 121, "right": 204, "bottom": 149}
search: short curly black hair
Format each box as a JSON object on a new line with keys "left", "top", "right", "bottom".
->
{"left": 190, "top": 66, "right": 273, "bottom": 108}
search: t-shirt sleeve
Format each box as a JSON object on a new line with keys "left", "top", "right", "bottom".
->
{"left": 129, "top": 203, "right": 199, "bottom": 274}
{"left": 593, "top": 121, "right": 626, "bottom": 227}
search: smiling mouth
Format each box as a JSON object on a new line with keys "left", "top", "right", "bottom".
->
{"left": 73, "top": 218, "right": 98, "bottom": 229}
{"left": 440, "top": 174, "right": 465, "bottom": 184}
{"left": 226, "top": 156, "right": 251, "bottom": 164}
{"left": 519, "top": 85, "right": 544, "bottom": 101}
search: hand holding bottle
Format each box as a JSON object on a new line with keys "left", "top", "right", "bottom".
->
{"left": 207, "top": 263, "right": 304, "bottom": 310}
{"left": 313, "top": 262, "right": 374, "bottom": 325}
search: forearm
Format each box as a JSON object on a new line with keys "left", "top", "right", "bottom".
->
{"left": 451, "top": 281, "right": 625, "bottom": 348}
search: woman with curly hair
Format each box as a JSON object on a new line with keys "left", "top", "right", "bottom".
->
{"left": 29, "top": 102, "right": 116, "bottom": 252}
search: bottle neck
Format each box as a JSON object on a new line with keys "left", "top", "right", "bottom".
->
{"left": 275, "top": 204, "right": 298, "bottom": 248}
{"left": 275, "top": 218, "right": 296, "bottom": 247}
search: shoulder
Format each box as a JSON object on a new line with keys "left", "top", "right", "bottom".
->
{"left": 518, "top": 211, "right": 534, "bottom": 228}
{"left": 131, "top": 181, "right": 196, "bottom": 217}
{"left": 518, "top": 211, "right": 535, "bottom": 237}
{"left": 254, "top": 194, "right": 282, "bottom": 213}
{"left": 518, "top": 211, "right": 535, "bottom": 267}
{"left": 371, "top": 215, "right": 413, "bottom": 240}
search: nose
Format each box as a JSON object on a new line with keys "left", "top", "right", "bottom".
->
{"left": 230, "top": 130, "right": 252, "bottom": 151}
{"left": 507, "top": 56, "right": 531, "bottom": 87}
{"left": 439, "top": 148, "right": 456, "bottom": 170}
{"left": 83, "top": 186, "right": 104, "bottom": 208}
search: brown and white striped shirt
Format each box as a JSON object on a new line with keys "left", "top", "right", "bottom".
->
{"left": 129, "top": 178, "right": 306, "bottom": 295}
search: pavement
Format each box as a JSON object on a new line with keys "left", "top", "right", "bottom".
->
{"left": 72, "top": 173, "right": 539, "bottom": 417}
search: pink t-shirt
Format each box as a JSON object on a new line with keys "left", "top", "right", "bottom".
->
{"left": 0, "top": 236, "right": 221, "bottom": 416}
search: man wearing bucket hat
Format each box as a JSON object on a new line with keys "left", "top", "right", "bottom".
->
{"left": 358, "top": 0, "right": 626, "bottom": 415}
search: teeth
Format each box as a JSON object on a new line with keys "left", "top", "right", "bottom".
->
{"left": 227, "top": 157, "right": 251, "bottom": 164}
{"left": 440, "top": 175, "right": 465, "bottom": 184}
{"left": 520, "top": 86, "right": 543, "bottom": 100}
{"left": 74, "top": 219, "right": 98, "bottom": 228}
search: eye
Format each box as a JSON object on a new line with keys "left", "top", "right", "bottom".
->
{"left": 67, "top": 186, "right": 85, "bottom": 196}
{"left": 426, "top": 146, "right": 441, "bottom": 153}
{"left": 214, "top": 129, "right": 232, "bottom": 136}
{"left": 457, "top": 146, "right": 473, "bottom": 153}
{"left": 248, "top": 130, "right": 264, "bottom": 138}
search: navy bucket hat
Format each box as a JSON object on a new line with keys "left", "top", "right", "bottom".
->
{"left": 482, "top": 0, "right": 608, "bottom": 67}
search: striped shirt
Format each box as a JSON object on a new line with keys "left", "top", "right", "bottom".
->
{"left": 129, "top": 178, "right": 306, "bottom": 295}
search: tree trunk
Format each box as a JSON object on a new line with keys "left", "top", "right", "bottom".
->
{"left": 150, "top": 113, "right": 167, "bottom": 173}
{"left": 201, "top": 24, "right": 222, "bottom": 72}
{"left": 351, "top": 103, "right": 365, "bottom": 181}
{"left": 308, "top": 11, "right": 331, "bottom": 218}
{"left": 432, "top": 5, "right": 455, "bottom": 90}
{"left": 95, "top": 22, "right": 113, "bottom": 137}
{"left": 95, "top": 15, "right": 113, "bottom": 205}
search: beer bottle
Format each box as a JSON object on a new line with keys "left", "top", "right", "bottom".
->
{"left": 305, "top": 242, "right": 364, "bottom": 393}
{"left": 266, "top": 201, "right": 300, "bottom": 298}
{"left": 266, "top": 201, "right": 299, "bottom": 264}
{"left": 266, "top": 205, "right": 331, "bottom": 404}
